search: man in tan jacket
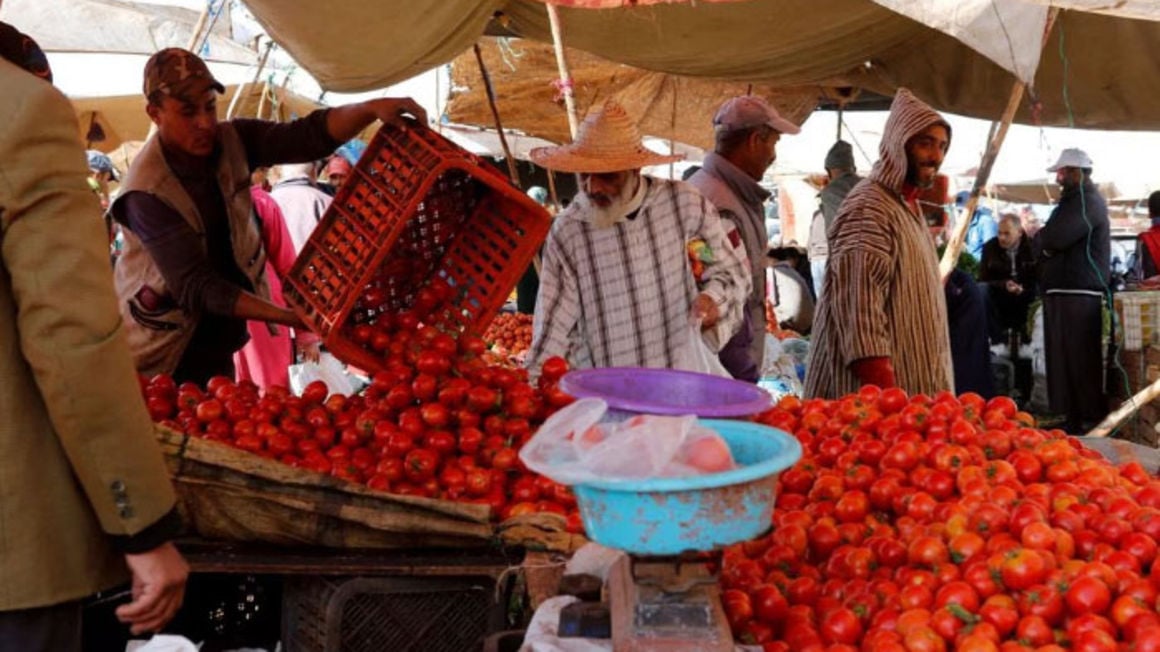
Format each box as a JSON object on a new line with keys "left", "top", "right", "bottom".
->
{"left": 0, "top": 31, "right": 187, "bottom": 650}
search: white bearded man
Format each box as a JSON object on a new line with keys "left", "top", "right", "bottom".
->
{"left": 525, "top": 100, "right": 750, "bottom": 374}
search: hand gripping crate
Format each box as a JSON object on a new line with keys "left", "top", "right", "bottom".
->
{"left": 283, "top": 123, "right": 551, "bottom": 374}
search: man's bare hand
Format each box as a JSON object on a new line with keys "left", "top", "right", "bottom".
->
{"left": 692, "top": 293, "right": 721, "bottom": 328}
{"left": 298, "top": 339, "right": 322, "bottom": 364}
{"left": 115, "top": 543, "right": 189, "bottom": 636}
{"left": 366, "top": 97, "right": 427, "bottom": 128}
{"left": 1005, "top": 280, "right": 1023, "bottom": 295}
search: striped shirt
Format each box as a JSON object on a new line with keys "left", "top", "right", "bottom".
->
{"left": 805, "top": 89, "right": 954, "bottom": 399}
{"left": 527, "top": 178, "right": 750, "bottom": 374}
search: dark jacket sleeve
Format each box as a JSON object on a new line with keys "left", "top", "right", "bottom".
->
{"left": 108, "top": 508, "right": 184, "bottom": 554}
{"left": 977, "top": 240, "right": 1006, "bottom": 286}
{"left": 1016, "top": 238, "right": 1038, "bottom": 293}
{"left": 119, "top": 192, "right": 241, "bottom": 316}
{"left": 232, "top": 109, "right": 343, "bottom": 170}
{"left": 1037, "top": 193, "right": 1093, "bottom": 255}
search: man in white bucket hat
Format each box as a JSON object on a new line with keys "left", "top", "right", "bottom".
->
{"left": 525, "top": 99, "right": 750, "bottom": 375}
{"left": 1033, "top": 147, "right": 1110, "bottom": 433}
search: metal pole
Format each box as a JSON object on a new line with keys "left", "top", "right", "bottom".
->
{"left": 939, "top": 7, "right": 1061, "bottom": 280}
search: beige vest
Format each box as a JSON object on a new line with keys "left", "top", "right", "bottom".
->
{"left": 112, "top": 123, "right": 269, "bottom": 377}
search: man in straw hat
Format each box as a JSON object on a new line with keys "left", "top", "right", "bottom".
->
{"left": 806, "top": 88, "right": 955, "bottom": 399}
{"left": 688, "top": 95, "right": 801, "bottom": 382}
{"left": 1033, "top": 147, "right": 1110, "bottom": 433}
{"left": 111, "top": 47, "right": 426, "bottom": 385}
{"left": 526, "top": 99, "right": 750, "bottom": 374}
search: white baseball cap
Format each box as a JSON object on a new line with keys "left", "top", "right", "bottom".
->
{"left": 1047, "top": 148, "right": 1094, "bottom": 172}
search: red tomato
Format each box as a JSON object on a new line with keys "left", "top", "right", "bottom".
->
{"left": 819, "top": 607, "right": 862, "bottom": 645}
{"left": 1065, "top": 575, "right": 1112, "bottom": 616}
{"left": 540, "top": 356, "right": 569, "bottom": 383}
{"left": 404, "top": 448, "right": 438, "bottom": 482}
{"left": 751, "top": 584, "right": 789, "bottom": 624}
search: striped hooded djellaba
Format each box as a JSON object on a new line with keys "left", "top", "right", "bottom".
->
{"left": 805, "top": 89, "right": 955, "bottom": 399}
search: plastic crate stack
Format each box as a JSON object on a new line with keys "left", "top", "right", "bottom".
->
{"left": 1116, "top": 291, "right": 1160, "bottom": 351}
{"left": 283, "top": 123, "right": 551, "bottom": 374}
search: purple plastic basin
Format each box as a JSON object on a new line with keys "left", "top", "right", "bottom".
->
{"left": 558, "top": 367, "right": 772, "bottom": 419}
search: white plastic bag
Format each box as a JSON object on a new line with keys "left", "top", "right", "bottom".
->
{"left": 758, "top": 334, "right": 804, "bottom": 401}
{"left": 125, "top": 635, "right": 200, "bottom": 652}
{"left": 519, "top": 399, "right": 736, "bottom": 485}
{"left": 677, "top": 320, "right": 731, "bottom": 377}
{"left": 289, "top": 351, "right": 357, "bottom": 396}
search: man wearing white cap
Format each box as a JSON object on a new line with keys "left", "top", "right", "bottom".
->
{"left": 1033, "top": 147, "right": 1110, "bottom": 433}
{"left": 526, "top": 99, "right": 750, "bottom": 375}
{"left": 688, "top": 96, "right": 800, "bottom": 381}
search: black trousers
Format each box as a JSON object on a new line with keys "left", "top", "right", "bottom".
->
{"left": 984, "top": 284, "right": 1034, "bottom": 344}
{"left": 1043, "top": 293, "right": 1107, "bottom": 432}
{"left": 0, "top": 601, "right": 82, "bottom": 652}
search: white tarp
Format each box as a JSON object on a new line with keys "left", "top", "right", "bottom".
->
{"left": 0, "top": 0, "right": 256, "bottom": 64}
{"left": 872, "top": 0, "right": 1048, "bottom": 84}
{"left": 1030, "top": 0, "right": 1160, "bottom": 21}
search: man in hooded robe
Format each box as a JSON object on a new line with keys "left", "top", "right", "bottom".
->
{"left": 806, "top": 89, "right": 954, "bottom": 399}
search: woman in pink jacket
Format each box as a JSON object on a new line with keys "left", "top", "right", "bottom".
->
{"left": 235, "top": 184, "right": 320, "bottom": 389}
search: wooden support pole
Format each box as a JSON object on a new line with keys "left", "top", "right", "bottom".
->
{"left": 546, "top": 3, "right": 580, "bottom": 139}
{"left": 546, "top": 169, "right": 562, "bottom": 213}
{"left": 146, "top": 1, "right": 212, "bottom": 141}
{"left": 1087, "top": 375, "right": 1160, "bottom": 438}
{"left": 184, "top": 2, "right": 212, "bottom": 52}
{"left": 255, "top": 82, "right": 270, "bottom": 122}
{"left": 473, "top": 43, "right": 522, "bottom": 188}
{"left": 226, "top": 39, "right": 275, "bottom": 120}
{"left": 939, "top": 7, "right": 1061, "bottom": 280}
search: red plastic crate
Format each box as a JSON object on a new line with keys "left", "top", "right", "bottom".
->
{"left": 283, "top": 123, "right": 551, "bottom": 374}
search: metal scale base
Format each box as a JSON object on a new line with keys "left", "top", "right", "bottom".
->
{"left": 606, "top": 552, "right": 732, "bottom": 652}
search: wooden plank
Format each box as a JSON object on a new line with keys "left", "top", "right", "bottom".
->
{"left": 178, "top": 537, "right": 520, "bottom": 577}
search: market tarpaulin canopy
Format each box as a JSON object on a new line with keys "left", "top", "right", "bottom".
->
{"left": 988, "top": 179, "right": 1120, "bottom": 205}
{"left": 0, "top": 0, "right": 256, "bottom": 64}
{"left": 447, "top": 38, "right": 819, "bottom": 150}
{"left": 71, "top": 83, "right": 326, "bottom": 152}
{"left": 240, "top": 0, "right": 1160, "bottom": 129}
{"left": 525, "top": 0, "right": 746, "bottom": 6}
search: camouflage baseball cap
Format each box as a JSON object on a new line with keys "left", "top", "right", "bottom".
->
{"left": 143, "top": 47, "right": 224, "bottom": 101}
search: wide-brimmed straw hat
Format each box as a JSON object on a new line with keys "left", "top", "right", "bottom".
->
{"left": 530, "top": 100, "right": 683, "bottom": 174}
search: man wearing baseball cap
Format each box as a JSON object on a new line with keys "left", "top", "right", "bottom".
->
{"left": 688, "top": 95, "right": 800, "bottom": 381}
{"left": 111, "top": 47, "right": 426, "bottom": 384}
{"left": 87, "top": 149, "right": 120, "bottom": 249}
{"left": 1033, "top": 147, "right": 1110, "bottom": 433}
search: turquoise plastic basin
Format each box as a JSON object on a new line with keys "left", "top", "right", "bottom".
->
{"left": 572, "top": 419, "right": 802, "bottom": 555}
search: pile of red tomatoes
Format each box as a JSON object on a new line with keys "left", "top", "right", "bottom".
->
{"left": 722, "top": 387, "right": 1160, "bottom": 652}
{"left": 484, "top": 312, "right": 534, "bottom": 357}
{"left": 140, "top": 319, "right": 581, "bottom": 529}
